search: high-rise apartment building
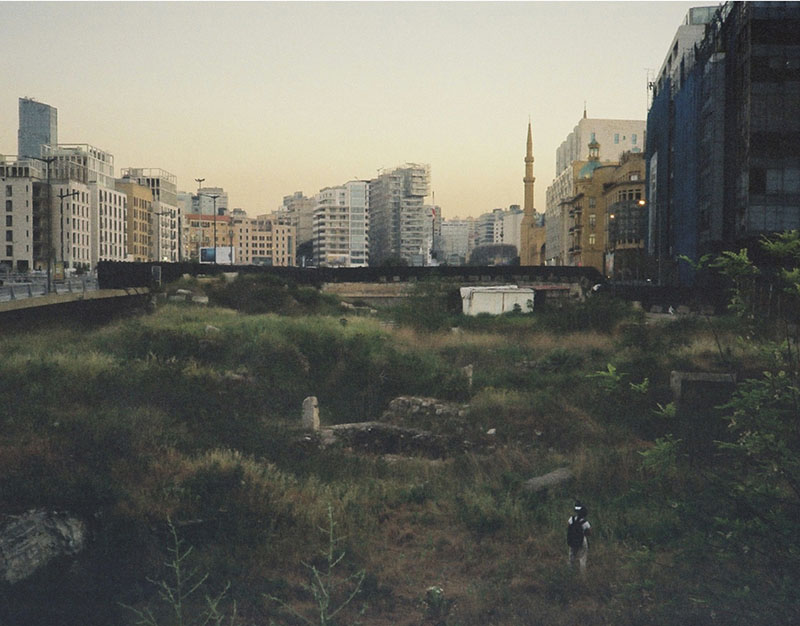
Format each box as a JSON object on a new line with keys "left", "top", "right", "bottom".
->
{"left": 43, "top": 143, "right": 125, "bottom": 269}
{"left": 312, "top": 181, "right": 369, "bottom": 267}
{"left": 646, "top": 2, "right": 799, "bottom": 285}
{"left": 18, "top": 98, "right": 57, "bottom": 160}
{"left": 437, "top": 217, "right": 475, "bottom": 265}
{"left": 92, "top": 184, "right": 128, "bottom": 264}
{"left": 476, "top": 209, "right": 507, "bottom": 247}
{"left": 0, "top": 157, "right": 45, "bottom": 271}
{"left": 52, "top": 181, "right": 92, "bottom": 271}
{"left": 368, "top": 163, "right": 430, "bottom": 266}
{"left": 177, "top": 191, "right": 194, "bottom": 261}
{"left": 195, "top": 187, "right": 228, "bottom": 216}
{"left": 279, "top": 192, "right": 316, "bottom": 247}
{"left": 475, "top": 206, "right": 523, "bottom": 250}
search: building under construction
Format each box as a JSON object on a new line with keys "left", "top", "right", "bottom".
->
{"left": 646, "top": 2, "right": 800, "bottom": 285}
{"left": 368, "top": 163, "right": 431, "bottom": 266}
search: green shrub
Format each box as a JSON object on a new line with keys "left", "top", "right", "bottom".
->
{"left": 536, "top": 297, "right": 639, "bottom": 333}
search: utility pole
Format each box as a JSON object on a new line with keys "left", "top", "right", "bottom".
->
{"left": 193, "top": 178, "right": 205, "bottom": 263}
{"left": 56, "top": 188, "right": 79, "bottom": 277}
{"left": 25, "top": 155, "right": 56, "bottom": 292}
{"left": 198, "top": 192, "right": 219, "bottom": 265}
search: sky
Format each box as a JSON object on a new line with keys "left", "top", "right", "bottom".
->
{"left": 0, "top": 1, "right": 704, "bottom": 219}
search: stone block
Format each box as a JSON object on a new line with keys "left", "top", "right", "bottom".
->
{"left": 523, "top": 467, "right": 573, "bottom": 493}
{"left": 670, "top": 371, "right": 737, "bottom": 407}
{"left": 302, "top": 396, "right": 320, "bottom": 430}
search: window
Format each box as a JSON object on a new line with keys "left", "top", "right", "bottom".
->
{"left": 588, "top": 233, "right": 596, "bottom": 245}
{"left": 632, "top": 133, "right": 638, "bottom": 145}
{"left": 6, "top": 216, "right": 11, "bottom": 227}
{"left": 5, "top": 185, "right": 11, "bottom": 197}
{"left": 6, "top": 231, "right": 12, "bottom": 242}
{"left": 5, "top": 200, "right": 11, "bottom": 212}
{"left": 589, "top": 214, "right": 597, "bottom": 228}
{"left": 5, "top": 245, "right": 11, "bottom": 257}
{"left": 614, "top": 133, "right": 620, "bottom": 144}
{"left": 786, "top": 169, "right": 800, "bottom": 193}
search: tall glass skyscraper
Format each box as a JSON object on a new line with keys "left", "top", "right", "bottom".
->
{"left": 18, "top": 97, "right": 58, "bottom": 159}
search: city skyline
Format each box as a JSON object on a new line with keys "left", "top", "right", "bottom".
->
{"left": 1, "top": 1, "right": 704, "bottom": 218}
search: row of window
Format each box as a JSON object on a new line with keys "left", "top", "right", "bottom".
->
{"left": 616, "top": 189, "right": 643, "bottom": 202}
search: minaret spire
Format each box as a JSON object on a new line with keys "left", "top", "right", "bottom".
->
{"left": 523, "top": 121, "right": 535, "bottom": 214}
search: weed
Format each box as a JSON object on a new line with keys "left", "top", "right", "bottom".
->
{"left": 266, "top": 505, "right": 366, "bottom": 626}
{"left": 121, "top": 517, "right": 238, "bottom": 626}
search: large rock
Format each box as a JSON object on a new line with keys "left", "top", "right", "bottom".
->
{"left": 0, "top": 509, "right": 87, "bottom": 584}
{"left": 522, "top": 467, "right": 574, "bottom": 493}
{"left": 319, "top": 422, "right": 451, "bottom": 458}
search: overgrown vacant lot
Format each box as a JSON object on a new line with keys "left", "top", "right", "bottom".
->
{"left": 0, "top": 276, "right": 797, "bottom": 624}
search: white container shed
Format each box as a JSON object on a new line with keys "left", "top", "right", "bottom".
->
{"left": 460, "top": 285, "right": 535, "bottom": 316}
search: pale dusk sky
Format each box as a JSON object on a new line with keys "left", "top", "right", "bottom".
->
{"left": 0, "top": 1, "right": 705, "bottom": 218}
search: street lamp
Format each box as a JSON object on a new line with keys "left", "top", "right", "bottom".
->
{"left": 56, "top": 188, "right": 79, "bottom": 271}
{"left": 198, "top": 192, "right": 219, "bottom": 265}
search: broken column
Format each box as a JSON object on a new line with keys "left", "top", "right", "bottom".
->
{"left": 302, "top": 396, "right": 320, "bottom": 431}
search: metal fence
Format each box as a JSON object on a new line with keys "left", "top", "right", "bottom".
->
{"left": 0, "top": 271, "right": 98, "bottom": 303}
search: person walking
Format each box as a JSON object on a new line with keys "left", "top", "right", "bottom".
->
{"left": 567, "top": 502, "right": 591, "bottom": 572}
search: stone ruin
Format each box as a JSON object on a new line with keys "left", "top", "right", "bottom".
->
{"left": 299, "top": 395, "right": 475, "bottom": 458}
{"left": 379, "top": 396, "right": 470, "bottom": 436}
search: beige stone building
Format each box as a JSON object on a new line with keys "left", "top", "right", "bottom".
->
{"left": 115, "top": 179, "right": 153, "bottom": 262}
{"left": 562, "top": 144, "right": 646, "bottom": 277}
{"left": 184, "top": 213, "right": 233, "bottom": 262}
{"left": 254, "top": 214, "right": 295, "bottom": 266}
{"left": 200, "top": 212, "right": 296, "bottom": 266}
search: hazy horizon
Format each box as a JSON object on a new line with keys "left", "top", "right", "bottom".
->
{"left": 1, "top": 1, "right": 706, "bottom": 218}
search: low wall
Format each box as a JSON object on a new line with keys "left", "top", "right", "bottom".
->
{"left": 0, "top": 288, "right": 151, "bottom": 330}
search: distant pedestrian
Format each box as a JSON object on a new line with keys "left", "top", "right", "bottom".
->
{"left": 567, "top": 502, "right": 591, "bottom": 572}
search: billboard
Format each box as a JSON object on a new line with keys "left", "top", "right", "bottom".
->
{"left": 199, "top": 247, "right": 235, "bottom": 264}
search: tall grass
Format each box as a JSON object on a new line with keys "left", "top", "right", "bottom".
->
{"left": 0, "top": 297, "right": 782, "bottom": 625}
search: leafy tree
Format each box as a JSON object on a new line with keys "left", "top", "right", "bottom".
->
{"left": 467, "top": 244, "right": 518, "bottom": 266}
{"left": 679, "top": 232, "right": 800, "bottom": 621}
